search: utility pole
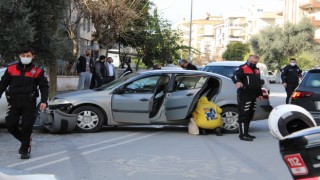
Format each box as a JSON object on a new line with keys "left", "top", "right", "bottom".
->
{"left": 188, "top": 0, "right": 193, "bottom": 62}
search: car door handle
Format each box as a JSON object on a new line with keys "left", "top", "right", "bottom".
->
{"left": 140, "top": 98, "right": 149, "bottom": 101}
{"left": 186, "top": 93, "right": 194, "bottom": 96}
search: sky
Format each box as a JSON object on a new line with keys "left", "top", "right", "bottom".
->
{"left": 152, "top": 0, "right": 284, "bottom": 24}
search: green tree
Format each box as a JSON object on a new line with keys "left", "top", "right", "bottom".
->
{"left": 222, "top": 42, "right": 250, "bottom": 60}
{"left": 140, "top": 9, "right": 187, "bottom": 68}
{"left": 250, "top": 17, "right": 316, "bottom": 70}
{"left": 0, "top": 0, "right": 34, "bottom": 62}
{"left": 26, "top": 0, "right": 68, "bottom": 97}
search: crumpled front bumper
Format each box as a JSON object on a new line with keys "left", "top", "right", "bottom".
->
{"left": 39, "top": 109, "right": 78, "bottom": 133}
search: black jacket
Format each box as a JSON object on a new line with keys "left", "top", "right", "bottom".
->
{"left": 94, "top": 61, "right": 107, "bottom": 80}
{"left": 281, "top": 65, "right": 302, "bottom": 84}
{"left": 0, "top": 62, "right": 49, "bottom": 103}
{"left": 186, "top": 63, "right": 197, "bottom": 70}
{"left": 77, "top": 55, "right": 94, "bottom": 73}
{"left": 232, "top": 63, "right": 263, "bottom": 97}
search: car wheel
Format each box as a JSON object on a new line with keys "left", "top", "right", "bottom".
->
{"left": 221, "top": 107, "right": 239, "bottom": 133}
{"left": 72, "top": 106, "right": 105, "bottom": 133}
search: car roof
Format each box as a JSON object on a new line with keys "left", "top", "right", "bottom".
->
{"left": 205, "top": 61, "right": 245, "bottom": 66}
{"left": 136, "top": 69, "right": 228, "bottom": 79}
{"left": 308, "top": 69, "right": 320, "bottom": 73}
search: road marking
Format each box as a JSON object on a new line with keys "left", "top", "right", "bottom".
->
{"left": 6, "top": 131, "right": 163, "bottom": 170}
{"left": 82, "top": 131, "right": 164, "bottom": 155}
{"left": 270, "top": 92, "right": 286, "bottom": 97}
{"left": 77, "top": 132, "right": 142, "bottom": 149}
{"left": 6, "top": 151, "right": 67, "bottom": 168}
{"left": 25, "top": 157, "right": 70, "bottom": 171}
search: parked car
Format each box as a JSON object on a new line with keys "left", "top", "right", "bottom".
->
{"left": 290, "top": 69, "right": 320, "bottom": 125}
{"left": 45, "top": 70, "right": 272, "bottom": 133}
{"left": 202, "top": 61, "right": 271, "bottom": 93}
{"left": 267, "top": 71, "right": 276, "bottom": 84}
{"left": 0, "top": 68, "right": 8, "bottom": 124}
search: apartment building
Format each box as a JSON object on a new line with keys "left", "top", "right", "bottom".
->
{"left": 279, "top": 0, "right": 320, "bottom": 43}
{"left": 177, "top": 4, "right": 282, "bottom": 63}
{"left": 176, "top": 16, "right": 223, "bottom": 63}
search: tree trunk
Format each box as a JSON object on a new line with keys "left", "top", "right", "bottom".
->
{"left": 48, "top": 59, "right": 57, "bottom": 99}
{"left": 65, "top": 39, "right": 79, "bottom": 75}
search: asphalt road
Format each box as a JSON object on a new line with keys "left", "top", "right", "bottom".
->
{"left": 0, "top": 84, "right": 293, "bottom": 180}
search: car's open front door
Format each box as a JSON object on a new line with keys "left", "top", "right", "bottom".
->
{"left": 165, "top": 74, "right": 208, "bottom": 121}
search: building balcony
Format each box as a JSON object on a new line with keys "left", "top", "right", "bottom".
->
{"left": 300, "top": 0, "right": 320, "bottom": 9}
{"left": 309, "top": 16, "right": 320, "bottom": 26}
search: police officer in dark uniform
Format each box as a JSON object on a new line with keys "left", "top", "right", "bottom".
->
{"left": 232, "top": 55, "right": 263, "bottom": 141}
{"left": 0, "top": 47, "right": 49, "bottom": 159}
{"left": 281, "top": 58, "right": 302, "bottom": 104}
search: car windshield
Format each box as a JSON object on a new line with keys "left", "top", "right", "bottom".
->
{"left": 95, "top": 72, "right": 137, "bottom": 91}
{"left": 301, "top": 72, "right": 320, "bottom": 88}
{"left": 203, "top": 66, "right": 238, "bottom": 78}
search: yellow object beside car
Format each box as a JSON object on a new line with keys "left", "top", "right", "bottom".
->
{"left": 192, "top": 96, "right": 223, "bottom": 129}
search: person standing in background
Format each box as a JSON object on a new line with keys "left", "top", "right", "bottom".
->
{"left": 77, "top": 50, "right": 94, "bottom": 90}
{"left": 178, "top": 59, "right": 197, "bottom": 70}
{"left": 94, "top": 55, "right": 107, "bottom": 88}
{"left": 281, "top": 58, "right": 302, "bottom": 104}
{"left": 105, "top": 57, "right": 116, "bottom": 84}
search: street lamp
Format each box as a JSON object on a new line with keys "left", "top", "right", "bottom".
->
{"left": 188, "top": 0, "right": 193, "bottom": 62}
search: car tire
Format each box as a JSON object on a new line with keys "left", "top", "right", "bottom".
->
{"left": 72, "top": 106, "right": 105, "bottom": 133}
{"left": 221, "top": 107, "right": 239, "bottom": 133}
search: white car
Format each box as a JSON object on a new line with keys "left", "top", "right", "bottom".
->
{"left": 0, "top": 68, "right": 8, "bottom": 123}
{"left": 267, "top": 71, "right": 276, "bottom": 84}
{"left": 203, "top": 61, "right": 271, "bottom": 93}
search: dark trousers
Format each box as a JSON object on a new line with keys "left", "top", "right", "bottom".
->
{"left": 5, "top": 99, "right": 36, "bottom": 153}
{"left": 285, "top": 83, "right": 298, "bottom": 104}
{"left": 105, "top": 76, "right": 115, "bottom": 84}
{"left": 237, "top": 93, "right": 256, "bottom": 136}
{"left": 96, "top": 78, "right": 105, "bottom": 88}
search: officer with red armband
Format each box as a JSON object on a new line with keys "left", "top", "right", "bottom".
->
{"left": 0, "top": 47, "right": 49, "bottom": 159}
{"left": 232, "top": 55, "right": 263, "bottom": 141}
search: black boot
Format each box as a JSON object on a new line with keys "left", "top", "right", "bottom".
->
{"left": 20, "top": 135, "right": 32, "bottom": 159}
{"left": 247, "top": 122, "right": 256, "bottom": 139}
{"left": 239, "top": 122, "right": 253, "bottom": 141}
{"left": 199, "top": 128, "right": 207, "bottom": 135}
{"left": 215, "top": 127, "right": 222, "bottom": 136}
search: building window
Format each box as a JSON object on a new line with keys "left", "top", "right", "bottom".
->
{"left": 87, "top": 18, "right": 91, "bottom": 32}
{"left": 83, "top": 18, "right": 86, "bottom": 31}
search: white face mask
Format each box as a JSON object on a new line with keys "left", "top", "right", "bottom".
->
{"left": 20, "top": 57, "right": 32, "bottom": 65}
{"left": 290, "top": 62, "right": 296, "bottom": 66}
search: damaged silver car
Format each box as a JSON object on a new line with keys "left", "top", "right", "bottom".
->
{"left": 43, "top": 70, "right": 272, "bottom": 133}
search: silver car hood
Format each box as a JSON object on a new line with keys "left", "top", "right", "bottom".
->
{"left": 54, "top": 90, "right": 96, "bottom": 99}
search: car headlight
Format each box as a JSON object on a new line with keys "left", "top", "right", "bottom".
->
{"left": 48, "top": 98, "right": 71, "bottom": 106}
{"left": 48, "top": 98, "right": 73, "bottom": 112}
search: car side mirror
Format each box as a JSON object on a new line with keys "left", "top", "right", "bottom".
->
{"left": 261, "top": 79, "right": 265, "bottom": 85}
{"left": 114, "top": 86, "right": 125, "bottom": 94}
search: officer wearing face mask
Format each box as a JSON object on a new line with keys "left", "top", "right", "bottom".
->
{"left": 0, "top": 47, "right": 49, "bottom": 159}
{"left": 232, "top": 55, "right": 263, "bottom": 141}
{"left": 281, "top": 58, "right": 302, "bottom": 104}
